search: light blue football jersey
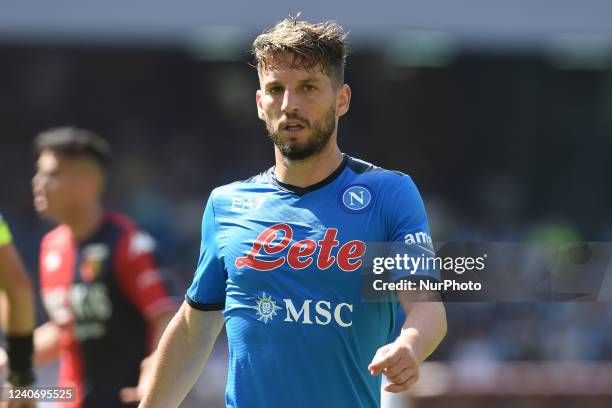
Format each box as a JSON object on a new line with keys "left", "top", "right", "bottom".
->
{"left": 187, "top": 154, "right": 435, "bottom": 407}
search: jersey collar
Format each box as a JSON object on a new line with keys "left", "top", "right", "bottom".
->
{"left": 268, "top": 154, "right": 348, "bottom": 196}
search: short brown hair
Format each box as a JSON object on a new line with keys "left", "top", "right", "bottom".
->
{"left": 33, "top": 127, "right": 111, "bottom": 170}
{"left": 252, "top": 16, "right": 348, "bottom": 88}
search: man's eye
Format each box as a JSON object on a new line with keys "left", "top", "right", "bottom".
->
{"left": 302, "top": 85, "right": 315, "bottom": 92}
{"left": 267, "top": 87, "right": 282, "bottom": 94}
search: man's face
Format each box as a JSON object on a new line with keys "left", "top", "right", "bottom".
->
{"left": 32, "top": 149, "right": 95, "bottom": 221}
{"left": 256, "top": 56, "right": 351, "bottom": 160}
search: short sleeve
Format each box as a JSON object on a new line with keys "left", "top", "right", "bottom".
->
{"left": 185, "top": 193, "right": 227, "bottom": 311}
{"left": 387, "top": 175, "right": 440, "bottom": 282}
{"left": 114, "top": 229, "right": 176, "bottom": 320}
{"left": 0, "top": 212, "right": 13, "bottom": 247}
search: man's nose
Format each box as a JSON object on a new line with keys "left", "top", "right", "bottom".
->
{"left": 281, "top": 89, "right": 299, "bottom": 113}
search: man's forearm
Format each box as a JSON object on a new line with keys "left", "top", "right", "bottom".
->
{"left": 147, "top": 310, "right": 174, "bottom": 353}
{"left": 139, "top": 302, "right": 224, "bottom": 408}
{"left": 0, "top": 244, "right": 35, "bottom": 334}
{"left": 5, "top": 278, "right": 36, "bottom": 335}
{"left": 397, "top": 297, "right": 447, "bottom": 363}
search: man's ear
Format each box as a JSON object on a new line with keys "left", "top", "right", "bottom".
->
{"left": 336, "top": 84, "right": 352, "bottom": 118}
{"left": 256, "top": 89, "right": 265, "bottom": 121}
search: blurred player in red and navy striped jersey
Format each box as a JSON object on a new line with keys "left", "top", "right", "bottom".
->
{"left": 31, "top": 127, "right": 176, "bottom": 407}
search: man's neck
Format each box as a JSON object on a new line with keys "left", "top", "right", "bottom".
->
{"left": 64, "top": 204, "right": 104, "bottom": 243}
{"left": 274, "top": 143, "right": 344, "bottom": 188}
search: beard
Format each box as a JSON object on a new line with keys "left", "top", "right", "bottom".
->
{"left": 267, "top": 105, "right": 336, "bottom": 161}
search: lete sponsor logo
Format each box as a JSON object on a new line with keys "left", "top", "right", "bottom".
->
{"left": 235, "top": 223, "right": 366, "bottom": 272}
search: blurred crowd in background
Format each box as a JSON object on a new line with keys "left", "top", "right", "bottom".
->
{"left": 1, "top": 6, "right": 612, "bottom": 404}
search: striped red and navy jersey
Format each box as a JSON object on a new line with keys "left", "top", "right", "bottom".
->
{"left": 39, "top": 213, "right": 175, "bottom": 408}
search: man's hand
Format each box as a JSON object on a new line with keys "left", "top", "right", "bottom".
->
{"left": 119, "top": 355, "right": 153, "bottom": 404}
{"left": 1, "top": 349, "right": 35, "bottom": 407}
{"left": 368, "top": 340, "right": 420, "bottom": 393}
{"left": 0, "top": 388, "right": 37, "bottom": 408}
{"left": 0, "top": 348, "right": 7, "bottom": 378}
{"left": 6, "top": 401, "right": 37, "bottom": 408}
{"left": 369, "top": 291, "right": 447, "bottom": 393}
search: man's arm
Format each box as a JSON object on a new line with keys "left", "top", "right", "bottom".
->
{"left": 0, "top": 322, "right": 62, "bottom": 374}
{"left": 0, "top": 243, "right": 38, "bottom": 388}
{"left": 147, "top": 310, "right": 175, "bottom": 353}
{"left": 369, "top": 291, "right": 447, "bottom": 393}
{"left": 0, "top": 244, "right": 35, "bottom": 336}
{"left": 138, "top": 301, "right": 224, "bottom": 408}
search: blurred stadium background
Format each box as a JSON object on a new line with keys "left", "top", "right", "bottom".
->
{"left": 1, "top": 0, "right": 612, "bottom": 406}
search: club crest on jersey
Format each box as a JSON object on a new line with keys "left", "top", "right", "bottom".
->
{"left": 80, "top": 244, "right": 109, "bottom": 283}
{"left": 252, "top": 292, "right": 283, "bottom": 324}
{"left": 235, "top": 223, "right": 366, "bottom": 272}
{"left": 339, "top": 184, "right": 373, "bottom": 213}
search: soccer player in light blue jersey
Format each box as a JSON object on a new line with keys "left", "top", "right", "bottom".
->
{"left": 140, "top": 16, "right": 447, "bottom": 408}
